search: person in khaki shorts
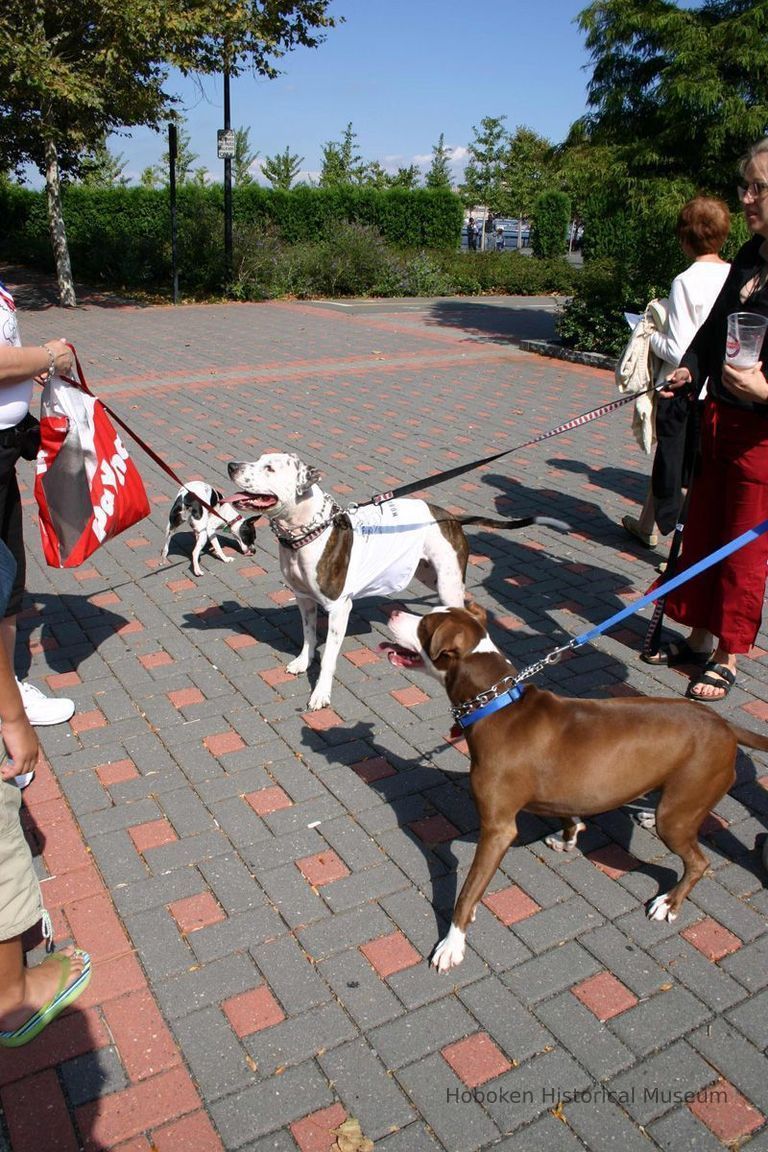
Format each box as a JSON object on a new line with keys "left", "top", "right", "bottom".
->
{"left": 0, "top": 540, "right": 91, "bottom": 1046}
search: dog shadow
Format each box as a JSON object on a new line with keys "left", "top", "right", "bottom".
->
{"left": 479, "top": 466, "right": 658, "bottom": 560}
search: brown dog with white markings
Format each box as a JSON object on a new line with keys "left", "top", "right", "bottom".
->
{"left": 228, "top": 453, "right": 567, "bottom": 711}
{"left": 384, "top": 602, "right": 768, "bottom": 972}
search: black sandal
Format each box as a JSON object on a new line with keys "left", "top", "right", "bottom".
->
{"left": 641, "top": 640, "right": 713, "bottom": 668}
{"left": 686, "top": 661, "right": 736, "bottom": 702}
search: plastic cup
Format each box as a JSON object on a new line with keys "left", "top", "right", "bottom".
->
{"left": 725, "top": 311, "right": 768, "bottom": 368}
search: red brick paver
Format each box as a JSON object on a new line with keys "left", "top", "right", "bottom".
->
{"left": 296, "top": 850, "right": 350, "bottom": 887}
{"left": 168, "top": 892, "right": 227, "bottom": 934}
{"left": 245, "top": 785, "right": 293, "bottom": 815}
{"left": 291, "top": 1103, "right": 348, "bottom": 1152}
{"left": 441, "top": 1033, "right": 512, "bottom": 1088}
{"left": 221, "top": 986, "right": 285, "bottom": 1036}
{"left": 360, "top": 931, "right": 421, "bottom": 977}
{"left": 586, "top": 843, "right": 641, "bottom": 879}
{"left": 483, "top": 885, "right": 540, "bottom": 925}
{"left": 688, "top": 1078, "right": 764, "bottom": 1143}
{"left": 681, "top": 917, "right": 742, "bottom": 961}
{"left": 572, "top": 971, "right": 639, "bottom": 1021}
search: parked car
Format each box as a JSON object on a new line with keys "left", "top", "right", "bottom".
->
{"left": 461, "top": 218, "right": 531, "bottom": 250}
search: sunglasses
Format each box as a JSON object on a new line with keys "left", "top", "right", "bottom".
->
{"left": 737, "top": 181, "right": 768, "bottom": 202}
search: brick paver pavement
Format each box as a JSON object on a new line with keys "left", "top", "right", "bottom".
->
{"left": 0, "top": 278, "right": 766, "bottom": 1151}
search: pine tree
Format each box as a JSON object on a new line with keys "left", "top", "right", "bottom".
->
{"left": 233, "top": 127, "right": 258, "bottom": 186}
{"left": 319, "top": 123, "right": 366, "bottom": 186}
{"left": 260, "top": 146, "right": 304, "bottom": 189}
{"left": 425, "top": 133, "right": 452, "bottom": 189}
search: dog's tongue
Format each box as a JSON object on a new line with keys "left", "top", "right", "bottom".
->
{"left": 378, "top": 642, "right": 423, "bottom": 669}
{"left": 226, "top": 492, "right": 276, "bottom": 510}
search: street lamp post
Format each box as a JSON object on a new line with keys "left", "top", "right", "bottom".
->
{"left": 218, "top": 61, "right": 235, "bottom": 289}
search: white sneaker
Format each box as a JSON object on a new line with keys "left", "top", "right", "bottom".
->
{"left": 16, "top": 679, "right": 75, "bottom": 726}
{"left": 13, "top": 770, "right": 35, "bottom": 789}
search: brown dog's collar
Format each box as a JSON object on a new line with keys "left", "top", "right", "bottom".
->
{"left": 452, "top": 675, "right": 524, "bottom": 728}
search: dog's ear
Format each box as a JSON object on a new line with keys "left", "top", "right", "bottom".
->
{"left": 426, "top": 616, "right": 464, "bottom": 666}
{"left": 464, "top": 600, "right": 487, "bottom": 629}
{"left": 211, "top": 490, "right": 222, "bottom": 507}
{"left": 296, "top": 463, "right": 322, "bottom": 495}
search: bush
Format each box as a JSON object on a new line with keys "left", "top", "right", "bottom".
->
{"left": 0, "top": 182, "right": 465, "bottom": 294}
{"left": 556, "top": 260, "right": 633, "bottom": 357}
{"left": 0, "top": 179, "right": 578, "bottom": 302}
{"left": 560, "top": 177, "right": 749, "bottom": 357}
{"left": 531, "top": 191, "right": 571, "bottom": 259}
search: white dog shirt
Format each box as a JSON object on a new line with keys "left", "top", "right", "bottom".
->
{"left": 342, "top": 499, "right": 434, "bottom": 599}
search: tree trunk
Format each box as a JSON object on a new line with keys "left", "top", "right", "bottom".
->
{"left": 44, "top": 139, "right": 76, "bottom": 308}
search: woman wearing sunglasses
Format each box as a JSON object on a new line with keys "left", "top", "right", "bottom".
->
{"left": 655, "top": 138, "right": 768, "bottom": 701}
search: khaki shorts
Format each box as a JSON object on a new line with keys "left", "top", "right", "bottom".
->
{"left": 0, "top": 778, "right": 42, "bottom": 941}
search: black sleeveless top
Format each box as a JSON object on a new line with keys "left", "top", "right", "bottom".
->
{"left": 681, "top": 235, "right": 768, "bottom": 415}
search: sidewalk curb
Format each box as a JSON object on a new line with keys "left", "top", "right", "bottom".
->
{"left": 521, "top": 338, "right": 617, "bottom": 373}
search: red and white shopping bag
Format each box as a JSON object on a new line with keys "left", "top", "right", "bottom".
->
{"left": 34, "top": 347, "right": 150, "bottom": 568}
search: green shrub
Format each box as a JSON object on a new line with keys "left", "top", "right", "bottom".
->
{"left": 561, "top": 176, "right": 750, "bottom": 357}
{"left": 531, "top": 191, "right": 571, "bottom": 259}
{"left": 0, "top": 179, "right": 578, "bottom": 302}
{"left": 556, "top": 260, "right": 631, "bottom": 357}
{"left": 0, "top": 183, "right": 464, "bottom": 293}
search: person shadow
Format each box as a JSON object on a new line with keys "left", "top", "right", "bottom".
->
{"left": 14, "top": 591, "right": 140, "bottom": 680}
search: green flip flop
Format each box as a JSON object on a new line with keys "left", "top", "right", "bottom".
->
{"left": 0, "top": 949, "right": 91, "bottom": 1048}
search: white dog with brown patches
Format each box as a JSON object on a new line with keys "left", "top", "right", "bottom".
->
{"left": 228, "top": 452, "right": 567, "bottom": 711}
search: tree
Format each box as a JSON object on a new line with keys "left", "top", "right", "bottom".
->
{"left": 260, "top": 146, "right": 304, "bottom": 189}
{"left": 362, "top": 160, "right": 391, "bottom": 189}
{"left": 461, "top": 115, "right": 508, "bottom": 245}
{"left": 500, "top": 126, "right": 552, "bottom": 249}
{"left": 319, "top": 122, "right": 366, "bottom": 186}
{"left": 388, "top": 164, "right": 421, "bottom": 189}
{"left": 550, "top": 120, "right": 624, "bottom": 227}
{"left": 233, "top": 126, "right": 258, "bottom": 186}
{"left": 576, "top": 0, "right": 768, "bottom": 194}
{"left": 425, "top": 133, "right": 453, "bottom": 190}
{"left": 0, "top": 0, "right": 336, "bottom": 304}
{"left": 78, "top": 138, "right": 129, "bottom": 187}
{"left": 160, "top": 124, "right": 199, "bottom": 185}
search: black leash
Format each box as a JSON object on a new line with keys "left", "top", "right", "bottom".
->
{"left": 641, "top": 486, "right": 691, "bottom": 659}
{"left": 355, "top": 386, "right": 661, "bottom": 509}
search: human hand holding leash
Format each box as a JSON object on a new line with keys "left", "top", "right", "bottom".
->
{"left": 658, "top": 366, "right": 693, "bottom": 398}
{"left": 33, "top": 339, "right": 72, "bottom": 386}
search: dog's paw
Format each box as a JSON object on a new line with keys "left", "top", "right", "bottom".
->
{"left": 222, "top": 556, "right": 234, "bottom": 564}
{"left": 646, "top": 893, "right": 677, "bottom": 923}
{"left": 431, "top": 924, "right": 466, "bottom": 973}
{"left": 286, "top": 657, "right": 309, "bottom": 676}
{"left": 544, "top": 821, "right": 585, "bottom": 852}
{"left": 307, "top": 686, "right": 332, "bottom": 711}
{"left": 191, "top": 567, "right": 203, "bottom": 578}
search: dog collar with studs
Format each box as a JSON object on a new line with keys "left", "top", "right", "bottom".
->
{"left": 452, "top": 674, "right": 525, "bottom": 729}
{"left": 271, "top": 496, "right": 346, "bottom": 551}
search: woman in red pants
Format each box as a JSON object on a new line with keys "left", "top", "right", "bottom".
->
{"left": 661, "top": 137, "right": 768, "bottom": 700}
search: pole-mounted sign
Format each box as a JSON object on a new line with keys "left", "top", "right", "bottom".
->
{"left": 217, "top": 128, "right": 236, "bottom": 160}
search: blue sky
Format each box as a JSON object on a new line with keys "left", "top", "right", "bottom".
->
{"left": 107, "top": 0, "right": 595, "bottom": 185}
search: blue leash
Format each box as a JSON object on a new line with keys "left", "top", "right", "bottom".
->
{"left": 515, "top": 516, "right": 768, "bottom": 684}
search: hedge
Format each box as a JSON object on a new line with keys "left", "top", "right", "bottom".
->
{"left": 0, "top": 183, "right": 464, "bottom": 293}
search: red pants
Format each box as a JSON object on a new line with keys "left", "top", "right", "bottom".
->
{"left": 665, "top": 398, "right": 768, "bottom": 654}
